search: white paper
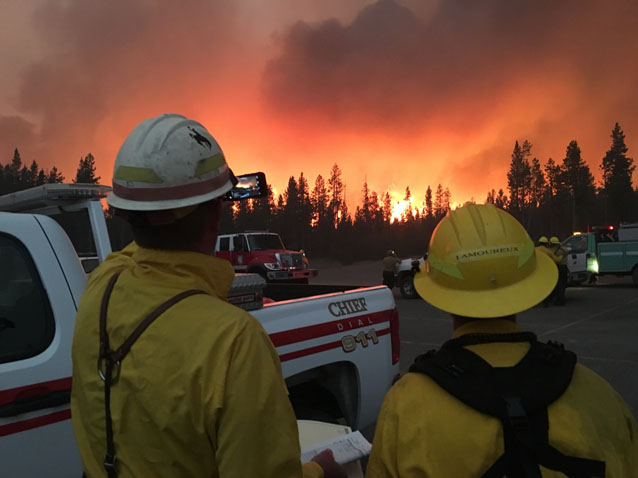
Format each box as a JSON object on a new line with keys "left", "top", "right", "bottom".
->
{"left": 300, "top": 430, "right": 372, "bottom": 465}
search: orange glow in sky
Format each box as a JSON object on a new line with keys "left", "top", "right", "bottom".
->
{"left": 1, "top": 0, "right": 637, "bottom": 210}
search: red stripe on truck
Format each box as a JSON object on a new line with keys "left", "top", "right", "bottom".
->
{"left": 269, "top": 309, "right": 393, "bottom": 347}
{"left": 279, "top": 328, "right": 390, "bottom": 362}
{"left": 0, "top": 377, "right": 72, "bottom": 407}
{"left": 0, "top": 409, "right": 71, "bottom": 437}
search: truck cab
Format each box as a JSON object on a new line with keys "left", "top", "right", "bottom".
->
{"left": 215, "top": 232, "right": 318, "bottom": 282}
{"left": 562, "top": 225, "right": 638, "bottom": 286}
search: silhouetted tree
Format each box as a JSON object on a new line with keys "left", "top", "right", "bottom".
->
{"left": 382, "top": 192, "right": 392, "bottom": 223}
{"left": 74, "top": 153, "right": 100, "bottom": 183}
{"left": 601, "top": 123, "right": 635, "bottom": 223}
{"left": 507, "top": 140, "right": 532, "bottom": 220}
{"left": 327, "top": 163, "right": 344, "bottom": 227}
{"left": 47, "top": 166, "right": 65, "bottom": 184}
{"left": 434, "top": 184, "right": 444, "bottom": 219}
{"left": 495, "top": 189, "right": 509, "bottom": 210}
{"left": 425, "top": 185, "right": 433, "bottom": 218}
{"left": 561, "top": 140, "right": 596, "bottom": 231}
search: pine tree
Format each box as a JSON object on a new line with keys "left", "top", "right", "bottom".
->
{"left": 443, "top": 188, "right": 451, "bottom": 213}
{"left": 47, "top": 166, "right": 65, "bottom": 184}
{"left": 74, "top": 153, "right": 101, "bottom": 184}
{"left": 327, "top": 163, "right": 344, "bottom": 227}
{"left": 369, "top": 191, "right": 381, "bottom": 223}
{"left": 28, "top": 160, "right": 39, "bottom": 188}
{"left": 311, "top": 174, "right": 329, "bottom": 226}
{"left": 359, "top": 179, "right": 372, "bottom": 223}
{"left": 601, "top": 123, "right": 635, "bottom": 223}
{"left": 529, "top": 158, "right": 546, "bottom": 208}
{"left": 425, "top": 186, "right": 433, "bottom": 218}
{"left": 507, "top": 140, "right": 532, "bottom": 218}
{"left": 495, "top": 189, "right": 509, "bottom": 210}
{"left": 382, "top": 192, "right": 392, "bottom": 223}
{"left": 36, "top": 169, "right": 47, "bottom": 186}
{"left": 561, "top": 140, "right": 596, "bottom": 230}
{"left": 434, "top": 184, "right": 444, "bottom": 219}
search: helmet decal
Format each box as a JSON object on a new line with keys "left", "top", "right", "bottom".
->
{"left": 188, "top": 126, "right": 212, "bottom": 149}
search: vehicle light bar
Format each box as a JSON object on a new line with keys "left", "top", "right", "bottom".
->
{"left": 0, "top": 183, "right": 112, "bottom": 213}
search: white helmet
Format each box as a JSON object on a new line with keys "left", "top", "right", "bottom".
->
{"left": 107, "top": 113, "right": 234, "bottom": 211}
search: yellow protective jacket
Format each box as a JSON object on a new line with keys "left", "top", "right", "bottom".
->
{"left": 536, "top": 245, "right": 560, "bottom": 264}
{"left": 367, "top": 319, "right": 638, "bottom": 477}
{"left": 71, "top": 243, "right": 322, "bottom": 478}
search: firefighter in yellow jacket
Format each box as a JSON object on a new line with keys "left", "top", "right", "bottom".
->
{"left": 71, "top": 114, "right": 344, "bottom": 478}
{"left": 367, "top": 203, "right": 637, "bottom": 477}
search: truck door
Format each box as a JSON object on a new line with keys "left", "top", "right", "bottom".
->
{"left": 231, "top": 234, "right": 248, "bottom": 272}
{"left": 0, "top": 216, "right": 84, "bottom": 476}
{"left": 562, "top": 234, "right": 589, "bottom": 275}
{"left": 216, "top": 236, "right": 232, "bottom": 263}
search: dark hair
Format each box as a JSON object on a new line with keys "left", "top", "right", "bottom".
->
{"left": 127, "top": 199, "right": 220, "bottom": 251}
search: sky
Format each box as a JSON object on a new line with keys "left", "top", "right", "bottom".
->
{"left": 1, "top": 0, "right": 637, "bottom": 209}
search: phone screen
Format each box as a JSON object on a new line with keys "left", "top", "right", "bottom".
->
{"left": 226, "top": 172, "right": 266, "bottom": 201}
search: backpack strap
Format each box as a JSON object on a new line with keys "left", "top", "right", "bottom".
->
{"left": 409, "top": 333, "right": 606, "bottom": 478}
{"left": 97, "top": 272, "right": 207, "bottom": 478}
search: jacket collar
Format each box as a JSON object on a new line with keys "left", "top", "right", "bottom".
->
{"left": 131, "top": 244, "right": 235, "bottom": 300}
{"left": 452, "top": 319, "right": 522, "bottom": 339}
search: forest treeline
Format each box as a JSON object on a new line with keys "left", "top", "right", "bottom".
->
{"left": 1, "top": 123, "right": 635, "bottom": 263}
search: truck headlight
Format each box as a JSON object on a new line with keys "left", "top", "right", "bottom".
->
{"left": 264, "top": 262, "right": 280, "bottom": 270}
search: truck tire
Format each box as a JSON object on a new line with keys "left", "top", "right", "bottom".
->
{"left": 633, "top": 267, "right": 638, "bottom": 288}
{"left": 399, "top": 274, "right": 418, "bottom": 299}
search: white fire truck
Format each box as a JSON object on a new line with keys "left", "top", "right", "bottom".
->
{"left": 0, "top": 184, "right": 400, "bottom": 477}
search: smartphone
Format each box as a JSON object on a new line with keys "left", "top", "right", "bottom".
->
{"left": 224, "top": 172, "right": 267, "bottom": 201}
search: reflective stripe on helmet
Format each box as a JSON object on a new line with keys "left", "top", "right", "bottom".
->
{"left": 113, "top": 168, "right": 231, "bottom": 201}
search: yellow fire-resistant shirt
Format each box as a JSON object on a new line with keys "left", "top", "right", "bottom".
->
{"left": 367, "top": 319, "right": 638, "bottom": 477}
{"left": 71, "top": 243, "right": 322, "bottom": 478}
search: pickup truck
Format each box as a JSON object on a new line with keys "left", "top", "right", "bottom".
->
{"left": 562, "top": 225, "right": 638, "bottom": 286}
{"left": 0, "top": 184, "right": 399, "bottom": 477}
{"left": 215, "top": 231, "right": 318, "bottom": 283}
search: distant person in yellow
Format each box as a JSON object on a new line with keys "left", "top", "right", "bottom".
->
{"left": 71, "top": 114, "right": 344, "bottom": 478}
{"left": 382, "top": 250, "right": 401, "bottom": 288}
{"left": 367, "top": 203, "right": 637, "bottom": 477}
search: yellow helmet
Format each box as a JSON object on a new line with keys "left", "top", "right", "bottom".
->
{"left": 414, "top": 203, "right": 557, "bottom": 318}
{"left": 549, "top": 237, "right": 560, "bottom": 245}
{"left": 538, "top": 236, "right": 549, "bottom": 245}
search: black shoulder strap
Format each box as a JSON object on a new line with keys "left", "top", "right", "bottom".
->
{"left": 409, "top": 333, "right": 606, "bottom": 478}
{"left": 97, "top": 272, "right": 206, "bottom": 478}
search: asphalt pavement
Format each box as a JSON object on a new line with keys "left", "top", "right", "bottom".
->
{"left": 394, "top": 276, "right": 638, "bottom": 416}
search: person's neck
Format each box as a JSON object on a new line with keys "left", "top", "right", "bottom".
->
{"left": 452, "top": 314, "right": 517, "bottom": 331}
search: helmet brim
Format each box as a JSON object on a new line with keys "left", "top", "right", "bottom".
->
{"left": 106, "top": 179, "right": 234, "bottom": 211}
{"left": 414, "top": 251, "right": 558, "bottom": 318}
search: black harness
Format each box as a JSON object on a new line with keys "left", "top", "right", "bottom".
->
{"left": 97, "top": 272, "right": 206, "bottom": 478}
{"left": 409, "top": 332, "right": 606, "bottom": 478}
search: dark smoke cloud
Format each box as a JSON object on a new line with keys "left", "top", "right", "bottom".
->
{"left": 0, "top": 115, "right": 36, "bottom": 161}
{"left": 6, "top": 0, "right": 240, "bottom": 175}
{"left": 262, "top": 0, "right": 638, "bottom": 135}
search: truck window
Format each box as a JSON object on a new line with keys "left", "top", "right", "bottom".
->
{"left": 219, "top": 237, "right": 230, "bottom": 251}
{"left": 247, "top": 234, "right": 284, "bottom": 251}
{"left": 233, "top": 235, "right": 248, "bottom": 252}
{"left": 563, "top": 235, "right": 588, "bottom": 253}
{"left": 0, "top": 234, "right": 55, "bottom": 364}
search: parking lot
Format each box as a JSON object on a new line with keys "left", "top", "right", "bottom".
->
{"left": 314, "top": 261, "right": 638, "bottom": 416}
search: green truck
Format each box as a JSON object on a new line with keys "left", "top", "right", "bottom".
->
{"left": 562, "top": 224, "right": 638, "bottom": 287}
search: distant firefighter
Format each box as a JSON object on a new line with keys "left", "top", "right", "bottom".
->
{"left": 382, "top": 250, "right": 401, "bottom": 288}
